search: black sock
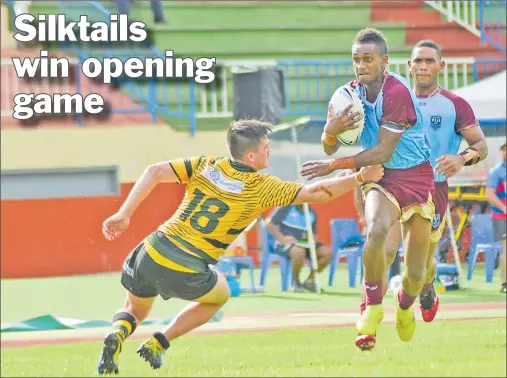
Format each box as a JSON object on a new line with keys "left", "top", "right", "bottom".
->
{"left": 112, "top": 312, "right": 137, "bottom": 341}
{"left": 153, "top": 332, "right": 170, "bottom": 349}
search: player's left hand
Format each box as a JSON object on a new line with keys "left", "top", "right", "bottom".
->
{"left": 435, "top": 154, "right": 464, "bottom": 178}
{"left": 301, "top": 159, "right": 335, "bottom": 180}
{"left": 102, "top": 212, "right": 131, "bottom": 241}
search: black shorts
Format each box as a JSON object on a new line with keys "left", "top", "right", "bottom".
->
{"left": 275, "top": 242, "right": 324, "bottom": 260}
{"left": 493, "top": 219, "right": 506, "bottom": 241}
{"left": 121, "top": 231, "right": 218, "bottom": 301}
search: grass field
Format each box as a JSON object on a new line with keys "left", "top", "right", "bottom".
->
{"left": 1, "top": 264, "right": 506, "bottom": 377}
{"left": 1, "top": 264, "right": 505, "bottom": 322}
{"left": 2, "top": 319, "right": 506, "bottom": 377}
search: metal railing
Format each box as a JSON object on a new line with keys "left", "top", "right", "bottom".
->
{"left": 2, "top": 0, "right": 504, "bottom": 134}
{"left": 197, "top": 57, "right": 477, "bottom": 120}
{"left": 1, "top": 58, "right": 81, "bottom": 117}
{"left": 425, "top": 0, "right": 480, "bottom": 36}
{"left": 479, "top": 0, "right": 507, "bottom": 52}
{"left": 426, "top": 0, "right": 506, "bottom": 52}
{"left": 472, "top": 58, "right": 507, "bottom": 80}
{"left": 0, "top": 57, "right": 151, "bottom": 124}
{"left": 4, "top": 56, "right": 502, "bottom": 132}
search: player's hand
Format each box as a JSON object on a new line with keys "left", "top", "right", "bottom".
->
{"left": 102, "top": 212, "right": 131, "bottom": 241}
{"left": 359, "top": 165, "right": 384, "bottom": 183}
{"left": 324, "top": 103, "right": 362, "bottom": 136}
{"left": 279, "top": 235, "right": 297, "bottom": 245}
{"left": 301, "top": 159, "right": 335, "bottom": 180}
{"left": 435, "top": 154, "right": 464, "bottom": 178}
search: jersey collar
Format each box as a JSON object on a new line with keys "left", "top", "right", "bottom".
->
{"left": 228, "top": 158, "right": 256, "bottom": 173}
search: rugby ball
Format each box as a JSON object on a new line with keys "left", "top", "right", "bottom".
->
{"left": 329, "top": 85, "right": 365, "bottom": 145}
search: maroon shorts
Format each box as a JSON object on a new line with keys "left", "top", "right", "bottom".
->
{"left": 431, "top": 181, "right": 449, "bottom": 233}
{"left": 363, "top": 161, "right": 436, "bottom": 223}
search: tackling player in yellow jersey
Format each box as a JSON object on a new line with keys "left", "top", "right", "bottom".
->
{"left": 97, "top": 119, "right": 384, "bottom": 374}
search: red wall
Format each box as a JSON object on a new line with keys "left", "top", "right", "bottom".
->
{"left": 1, "top": 183, "right": 358, "bottom": 278}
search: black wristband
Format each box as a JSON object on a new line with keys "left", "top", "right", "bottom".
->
{"left": 459, "top": 147, "right": 481, "bottom": 166}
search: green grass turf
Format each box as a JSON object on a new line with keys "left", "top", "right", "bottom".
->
{"left": 1, "top": 264, "right": 504, "bottom": 323}
{"left": 1, "top": 319, "right": 506, "bottom": 377}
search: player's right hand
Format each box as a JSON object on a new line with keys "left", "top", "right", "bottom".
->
{"left": 102, "top": 212, "right": 131, "bottom": 241}
{"left": 324, "top": 103, "right": 362, "bottom": 136}
{"left": 359, "top": 165, "right": 384, "bottom": 183}
{"left": 300, "top": 159, "right": 335, "bottom": 180}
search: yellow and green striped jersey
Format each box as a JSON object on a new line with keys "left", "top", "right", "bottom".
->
{"left": 157, "top": 156, "right": 302, "bottom": 264}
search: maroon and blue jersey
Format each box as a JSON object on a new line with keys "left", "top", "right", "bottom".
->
{"left": 349, "top": 72, "right": 430, "bottom": 170}
{"left": 418, "top": 87, "right": 479, "bottom": 183}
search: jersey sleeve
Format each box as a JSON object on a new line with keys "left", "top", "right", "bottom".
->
{"left": 169, "top": 156, "right": 205, "bottom": 184}
{"left": 380, "top": 77, "right": 418, "bottom": 132}
{"left": 486, "top": 167, "right": 501, "bottom": 190}
{"left": 453, "top": 96, "right": 479, "bottom": 134}
{"left": 257, "top": 175, "right": 303, "bottom": 209}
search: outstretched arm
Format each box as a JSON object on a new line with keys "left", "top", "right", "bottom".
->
{"left": 293, "top": 165, "right": 384, "bottom": 204}
{"left": 300, "top": 126, "right": 402, "bottom": 180}
{"left": 257, "top": 165, "right": 384, "bottom": 210}
{"left": 102, "top": 156, "right": 203, "bottom": 240}
{"left": 117, "top": 162, "right": 179, "bottom": 218}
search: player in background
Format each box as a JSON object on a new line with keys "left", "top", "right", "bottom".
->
{"left": 355, "top": 40, "right": 489, "bottom": 322}
{"left": 301, "top": 28, "right": 435, "bottom": 351}
{"left": 401, "top": 40, "right": 487, "bottom": 318}
{"left": 485, "top": 142, "right": 506, "bottom": 293}
{"left": 97, "top": 120, "right": 384, "bottom": 375}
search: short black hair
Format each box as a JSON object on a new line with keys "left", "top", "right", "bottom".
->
{"left": 354, "top": 28, "right": 388, "bottom": 55}
{"left": 227, "top": 120, "right": 272, "bottom": 160}
{"left": 413, "top": 39, "right": 442, "bottom": 60}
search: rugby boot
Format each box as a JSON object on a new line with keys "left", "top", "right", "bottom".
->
{"left": 394, "top": 288, "right": 416, "bottom": 342}
{"left": 419, "top": 284, "right": 440, "bottom": 322}
{"left": 137, "top": 332, "right": 169, "bottom": 369}
{"left": 97, "top": 332, "right": 122, "bottom": 375}
{"left": 355, "top": 304, "right": 383, "bottom": 351}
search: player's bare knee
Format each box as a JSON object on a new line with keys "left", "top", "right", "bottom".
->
{"left": 290, "top": 248, "right": 306, "bottom": 267}
{"left": 290, "top": 247, "right": 306, "bottom": 260}
{"left": 366, "top": 221, "right": 391, "bottom": 245}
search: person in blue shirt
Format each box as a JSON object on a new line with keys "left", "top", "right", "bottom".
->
{"left": 485, "top": 143, "right": 506, "bottom": 293}
{"left": 356, "top": 39, "right": 488, "bottom": 337}
{"left": 382, "top": 39, "right": 487, "bottom": 318}
{"left": 302, "top": 28, "right": 437, "bottom": 351}
{"left": 266, "top": 205, "right": 332, "bottom": 293}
